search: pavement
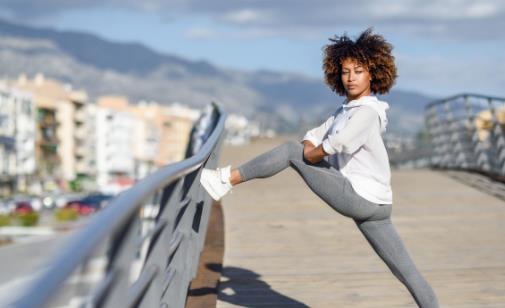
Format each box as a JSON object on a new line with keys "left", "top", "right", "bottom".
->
{"left": 216, "top": 136, "right": 505, "bottom": 308}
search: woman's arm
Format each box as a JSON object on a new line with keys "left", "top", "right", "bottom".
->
{"left": 322, "top": 106, "right": 378, "bottom": 155}
{"left": 303, "top": 106, "right": 379, "bottom": 163}
{"left": 302, "top": 115, "right": 335, "bottom": 147}
{"left": 302, "top": 140, "right": 327, "bottom": 164}
{"left": 300, "top": 113, "right": 335, "bottom": 164}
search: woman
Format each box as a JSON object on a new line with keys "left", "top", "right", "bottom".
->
{"left": 200, "top": 28, "right": 439, "bottom": 308}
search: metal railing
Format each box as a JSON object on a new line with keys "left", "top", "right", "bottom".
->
{"left": 425, "top": 93, "right": 505, "bottom": 177}
{"left": 12, "top": 102, "right": 227, "bottom": 308}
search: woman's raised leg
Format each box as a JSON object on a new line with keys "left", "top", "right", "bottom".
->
{"left": 201, "top": 140, "right": 305, "bottom": 200}
{"left": 236, "top": 140, "right": 305, "bottom": 182}
{"left": 235, "top": 140, "right": 389, "bottom": 220}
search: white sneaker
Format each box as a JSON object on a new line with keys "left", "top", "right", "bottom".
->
{"left": 200, "top": 165, "right": 233, "bottom": 201}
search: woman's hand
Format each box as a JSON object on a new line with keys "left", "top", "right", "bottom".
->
{"left": 302, "top": 141, "right": 327, "bottom": 164}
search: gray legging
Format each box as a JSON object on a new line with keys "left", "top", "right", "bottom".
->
{"left": 237, "top": 140, "right": 439, "bottom": 308}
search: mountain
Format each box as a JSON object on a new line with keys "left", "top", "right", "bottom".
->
{"left": 0, "top": 19, "right": 437, "bottom": 135}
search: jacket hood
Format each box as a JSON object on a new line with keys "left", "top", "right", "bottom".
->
{"left": 343, "top": 95, "right": 390, "bottom": 133}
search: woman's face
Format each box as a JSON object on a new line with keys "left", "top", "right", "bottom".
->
{"left": 340, "top": 58, "right": 372, "bottom": 101}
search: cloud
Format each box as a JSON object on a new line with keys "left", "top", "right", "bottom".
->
{"left": 366, "top": 0, "right": 500, "bottom": 20}
{"left": 222, "top": 9, "right": 266, "bottom": 24}
{"left": 184, "top": 27, "right": 217, "bottom": 39}
{"left": 2, "top": 0, "right": 505, "bottom": 40}
{"left": 395, "top": 51, "right": 505, "bottom": 97}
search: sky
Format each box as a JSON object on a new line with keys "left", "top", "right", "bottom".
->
{"left": 1, "top": 0, "right": 505, "bottom": 98}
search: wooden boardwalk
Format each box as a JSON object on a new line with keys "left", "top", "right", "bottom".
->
{"left": 216, "top": 136, "right": 505, "bottom": 307}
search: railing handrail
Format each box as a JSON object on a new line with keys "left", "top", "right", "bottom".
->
{"left": 424, "top": 93, "right": 505, "bottom": 177}
{"left": 14, "top": 102, "right": 226, "bottom": 308}
{"left": 426, "top": 92, "right": 505, "bottom": 109}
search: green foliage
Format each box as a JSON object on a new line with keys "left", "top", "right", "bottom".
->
{"left": 69, "top": 179, "right": 82, "bottom": 192}
{"left": 0, "top": 215, "right": 11, "bottom": 227}
{"left": 54, "top": 207, "right": 79, "bottom": 222}
{"left": 70, "top": 174, "right": 92, "bottom": 192}
{"left": 15, "top": 212, "right": 39, "bottom": 227}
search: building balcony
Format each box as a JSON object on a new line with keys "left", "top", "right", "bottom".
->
{"left": 38, "top": 109, "right": 58, "bottom": 128}
{"left": 39, "top": 118, "right": 58, "bottom": 128}
{"left": 0, "top": 136, "right": 15, "bottom": 150}
{"left": 37, "top": 133, "right": 59, "bottom": 145}
{"left": 74, "top": 109, "right": 87, "bottom": 123}
{"left": 74, "top": 126, "right": 88, "bottom": 139}
{"left": 38, "top": 144, "right": 59, "bottom": 161}
{"left": 74, "top": 144, "right": 87, "bottom": 157}
{"left": 75, "top": 161, "right": 90, "bottom": 174}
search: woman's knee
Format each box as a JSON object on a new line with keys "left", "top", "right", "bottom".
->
{"left": 366, "top": 204, "right": 392, "bottom": 221}
{"left": 283, "top": 140, "right": 304, "bottom": 150}
{"left": 353, "top": 203, "right": 392, "bottom": 222}
{"left": 280, "top": 140, "right": 304, "bottom": 160}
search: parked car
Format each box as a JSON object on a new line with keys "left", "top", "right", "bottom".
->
{"left": 14, "top": 201, "right": 34, "bottom": 215}
{"left": 55, "top": 193, "right": 85, "bottom": 208}
{"left": 65, "top": 194, "right": 114, "bottom": 216}
{"left": 4, "top": 195, "right": 39, "bottom": 214}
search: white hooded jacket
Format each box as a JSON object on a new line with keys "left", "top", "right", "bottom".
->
{"left": 302, "top": 95, "right": 393, "bottom": 204}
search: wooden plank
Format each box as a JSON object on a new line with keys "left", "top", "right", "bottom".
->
{"left": 217, "top": 136, "right": 505, "bottom": 307}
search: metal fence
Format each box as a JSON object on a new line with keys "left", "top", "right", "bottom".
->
{"left": 425, "top": 93, "right": 505, "bottom": 177}
{"left": 12, "top": 102, "right": 227, "bottom": 308}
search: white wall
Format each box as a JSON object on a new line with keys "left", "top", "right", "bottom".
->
{"left": 95, "top": 107, "right": 136, "bottom": 189}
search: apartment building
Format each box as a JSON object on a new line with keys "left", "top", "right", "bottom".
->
{"left": 0, "top": 82, "right": 36, "bottom": 195}
{"left": 127, "top": 101, "right": 199, "bottom": 167}
{"left": 95, "top": 96, "right": 136, "bottom": 193}
{"left": 14, "top": 74, "right": 95, "bottom": 190}
{"left": 128, "top": 101, "right": 160, "bottom": 179}
{"left": 162, "top": 103, "right": 200, "bottom": 164}
{"left": 1, "top": 74, "right": 200, "bottom": 195}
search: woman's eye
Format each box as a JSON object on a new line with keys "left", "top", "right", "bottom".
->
{"left": 355, "top": 71, "right": 363, "bottom": 73}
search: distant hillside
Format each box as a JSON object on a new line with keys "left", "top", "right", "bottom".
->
{"left": 0, "top": 19, "right": 437, "bottom": 135}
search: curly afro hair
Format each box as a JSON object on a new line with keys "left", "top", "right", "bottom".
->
{"left": 323, "top": 27, "right": 397, "bottom": 96}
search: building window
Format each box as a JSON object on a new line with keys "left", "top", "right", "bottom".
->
{"left": 22, "top": 100, "right": 32, "bottom": 116}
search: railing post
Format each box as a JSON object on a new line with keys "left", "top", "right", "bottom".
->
{"left": 99, "top": 213, "right": 141, "bottom": 308}
{"left": 134, "top": 182, "right": 184, "bottom": 308}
